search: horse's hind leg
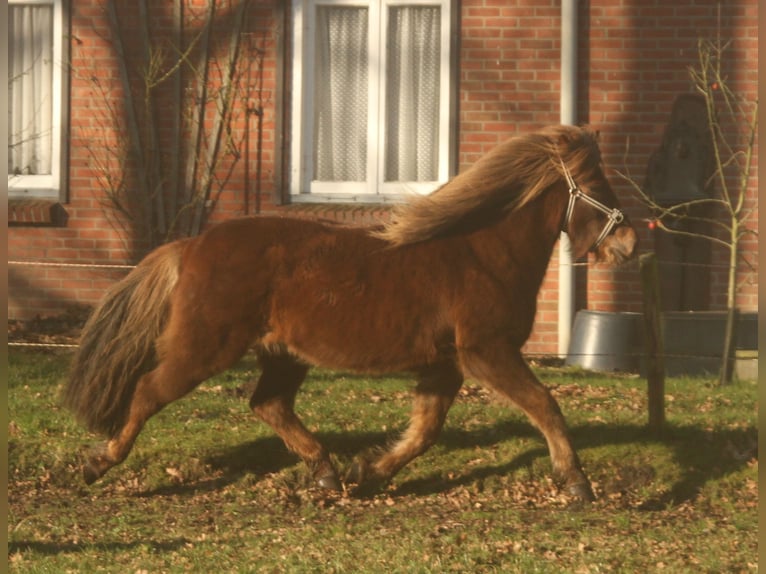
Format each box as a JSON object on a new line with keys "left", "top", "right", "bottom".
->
{"left": 83, "top": 359, "right": 203, "bottom": 484}
{"left": 250, "top": 354, "right": 341, "bottom": 491}
{"left": 460, "top": 344, "right": 594, "bottom": 503}
{"left": 347, "top": 361, "right": 463, "bottom": 489}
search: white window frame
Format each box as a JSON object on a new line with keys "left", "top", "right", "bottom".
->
{"left": 8, "top": 0, "right": 68, "bottom": 200}
{"left": 290, "top": 0, "right": 454, "bottom": 203}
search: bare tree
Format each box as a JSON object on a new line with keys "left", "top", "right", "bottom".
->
{"left": 79, "top": 0, "right": 261, "bottom": 254}
{"left": 624, "top": 28, "right": 758, "bottom": 385}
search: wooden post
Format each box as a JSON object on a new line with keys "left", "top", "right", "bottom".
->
{"left": 639, "top": 252, "right": 665, "bottom": 433}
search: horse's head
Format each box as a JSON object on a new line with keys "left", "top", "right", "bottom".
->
{"left": 556, "top": 132, "right": 638, "bottom": 264}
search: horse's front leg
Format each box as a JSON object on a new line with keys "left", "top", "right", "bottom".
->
{"left": 459, "top": 343, "right": 595, "bottom": 504}
{"left": 346, "top": 361, "right": 463, "bottom": 490}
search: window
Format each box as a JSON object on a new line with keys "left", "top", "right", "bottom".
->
{"left": 8, "top": 0, "right": 67, "bottom": 199}
{"left": 291, "top": 0, "right": 455, "bottom": 202}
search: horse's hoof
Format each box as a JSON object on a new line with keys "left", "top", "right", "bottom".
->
{"left": 568, "top": 481, "right": 595, "bottom": 504}
{"left": 82, "top": 460, "right": 102, "bottom": 485}
{"left": 345, "top": 459, "right": 368, "bottom": 485}
{"left": 316, "top": 473, "right": 343, "bottom": 492}
{"left": 347, "top": 464, "right": 391, "bottom": 496}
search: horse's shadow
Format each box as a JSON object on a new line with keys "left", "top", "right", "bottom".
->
{"left": 396, "top": 421, "right": 757, "bottom": 509}
{"left": 142, "top": 418, "right": 756, "bottom": 509}
{"left": 8, "top": 538, "right": 190, "bottom": 558}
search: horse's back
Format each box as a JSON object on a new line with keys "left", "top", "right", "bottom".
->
{"left": 163, "top": 216, "right": 444, "bottom": 371}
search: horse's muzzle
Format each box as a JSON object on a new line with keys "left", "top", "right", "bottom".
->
{"left": 597, "top": 224, "right": 638, "bottom": 265}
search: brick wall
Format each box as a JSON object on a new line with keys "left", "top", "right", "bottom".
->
{"left": 460, "top": 0, "right": 562, "bottom": 165}
{"left": 10, "top": 0, "right": 282, "bottom": 319}
{"left": 9, "top": 0, "right": 758, "bottom": 358}
{"left": 455, "top": 0, "right": 758, "bottom": 356}
{"left": 586, "top": 0, "right": 758, "bottom": 315}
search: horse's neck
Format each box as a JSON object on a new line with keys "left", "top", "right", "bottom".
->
{"left": 467, "top": 193, "right": 565, "bottom": 286}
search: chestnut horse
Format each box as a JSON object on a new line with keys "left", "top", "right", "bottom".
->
{"left": 64, "top": 125, "right": 637, "bottom": 503}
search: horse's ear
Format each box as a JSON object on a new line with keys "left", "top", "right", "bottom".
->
{"left": 556, "top": 127, "right": 577, "bottom": 152}
{"left": 581, "top": 125, "right": 600, "bottom": 141}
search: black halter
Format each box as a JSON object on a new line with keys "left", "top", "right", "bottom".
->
{"left": 560, "top": 160, "right": 625, "bottom": 251}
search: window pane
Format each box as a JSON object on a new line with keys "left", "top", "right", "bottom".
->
{"left": 385, "top": 6, "right": 440, "bottom": 182}
{"left": 313, "top": 6, "right": 368, "bottom": 182}
{"left": 9, "top": 5, "right": 54, "bottom": 176}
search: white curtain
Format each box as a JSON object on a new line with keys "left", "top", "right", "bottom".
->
{"left": 8, "top": 5, "right": 54, "bottom": 176}
{"left": 385, "top": 6, "right": 440, "bottom": 182}
{"left": 313, "top": 6, "right": 369, "bottom": 182}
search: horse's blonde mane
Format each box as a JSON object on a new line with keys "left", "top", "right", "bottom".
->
{"left": 374, "top": 124, "right": 602, "bottom": 246}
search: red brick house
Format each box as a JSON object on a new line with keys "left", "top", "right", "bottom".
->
{"left": 8, "top": 0, "right": 758, "bottom": 357}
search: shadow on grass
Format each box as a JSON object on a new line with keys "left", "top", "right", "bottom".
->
{"left": 397, "top": 421, "right": 757, "bottom": 509}
{"left": 143, "top": 418, "right": 756, "bottom": 509}
{"left": 8, "top": 538, "right": 190, "bottom": 557}
{"left": 137, "top": 436, "right": 296, "bottom": 498}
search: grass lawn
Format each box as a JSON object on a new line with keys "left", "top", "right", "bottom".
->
{"left": 7, "top": 350, "right": 758, "bottom": 573}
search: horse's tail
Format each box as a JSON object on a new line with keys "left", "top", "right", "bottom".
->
{"left": 63, "top": 240, "right": 187, "bottom": 437}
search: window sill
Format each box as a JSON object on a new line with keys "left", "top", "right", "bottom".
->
{"left": 8, "top": 199, "right": 69, "bottom": 227}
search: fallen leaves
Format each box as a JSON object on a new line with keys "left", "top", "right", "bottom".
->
{"left": 165, "top": 467, "right": 184, "bottom": 482}
{"left": 7, "top": 351, "right": 759, "bottom": 572}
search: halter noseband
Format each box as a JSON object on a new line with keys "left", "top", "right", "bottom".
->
{"left": 560, "top": 160, "right": 625, "bottom": 251}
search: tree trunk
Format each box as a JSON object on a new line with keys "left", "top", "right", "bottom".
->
{"left": 718, "top": 220, "right": 740, "bottom": 386}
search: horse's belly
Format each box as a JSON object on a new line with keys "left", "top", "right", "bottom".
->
{"left": 264, "top": 301, "right": 448, "bottom": 373}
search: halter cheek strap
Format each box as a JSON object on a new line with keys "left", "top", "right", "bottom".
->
{"left": 560, "top": 160, "right": 625, "bottom": 251}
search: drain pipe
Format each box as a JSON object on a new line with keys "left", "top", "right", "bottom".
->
{"left": 558, "top": 0, "right": 578, "bottom": 357}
